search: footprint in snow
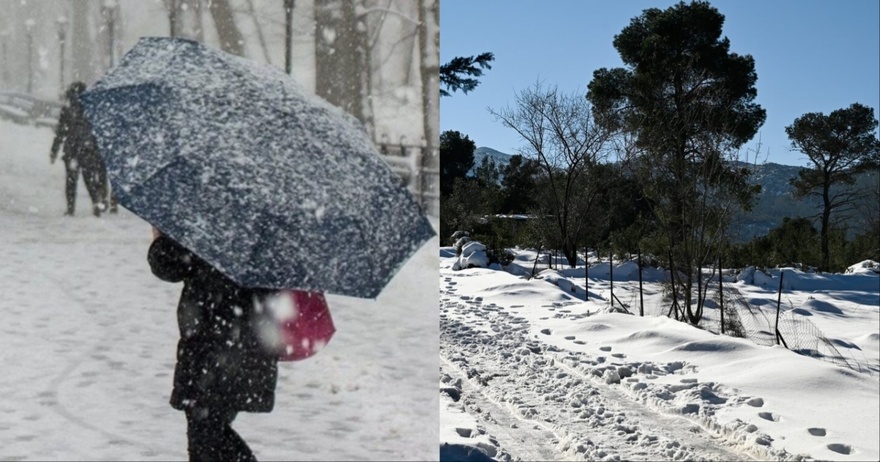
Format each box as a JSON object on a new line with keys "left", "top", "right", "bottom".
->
{"left": 599, "top": 346, "right": 612, "bottom": 352}
{"left": 746, "top": 397, "right": 764, "bottom": 407}
{"left": 808, "top": 427, "right": 826, "bottom": 437}
{"left": 758, "top": 412, "right": 779, "bottom": 422}
{"left": 827, "top": 443, "right": 852, "bottom": 455}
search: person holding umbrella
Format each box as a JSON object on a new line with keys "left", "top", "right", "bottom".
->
{"left": 148, "top": 226, "right": 277, "bottom": 461}
{"left": 81, "top": 37, "right": 435, "bottom": 460}
{"left": 50, "top": 81, "right": 112, "bottom": 217}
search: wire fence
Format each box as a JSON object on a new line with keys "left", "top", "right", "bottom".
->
{"left": 524, "top": 250, "right": 874, "bottom": 376}
{"left": 721, "top": 286, "right": 871, "bottom": 375}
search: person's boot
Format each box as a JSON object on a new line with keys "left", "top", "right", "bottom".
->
{"left": 92, "top": 204, "right": 102, "bottom": 217}
{"left": 109, "top": 194, "right": 119, "bottom": 214}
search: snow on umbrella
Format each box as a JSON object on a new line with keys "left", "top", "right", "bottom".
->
{"left": 80, "top": 37, "right": 435, "bottom": 299}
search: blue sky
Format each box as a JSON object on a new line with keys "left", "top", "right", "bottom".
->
{"left": 440, "top": 0, "right": 880, "bottom": 167}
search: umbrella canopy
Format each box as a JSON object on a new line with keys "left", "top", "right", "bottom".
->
{"left": 81, "top": 37, "right": 434, "bottom": 299}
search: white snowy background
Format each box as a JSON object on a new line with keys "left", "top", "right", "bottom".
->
{"left": 0, "top": 118, "right": 439, "bottom": 461}
{"left": 440, "top": 243, "right": 879, "bottom": 461}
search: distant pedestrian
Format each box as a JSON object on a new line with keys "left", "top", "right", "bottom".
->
{"left": 148, "top": 227, "right": 278, "bottom": 461}
{"left": 50, "top": 81, "right": 112, "bottom": 216}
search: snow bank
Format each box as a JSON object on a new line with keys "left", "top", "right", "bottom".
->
{"left": 441, "top": 246, "right": 880, "bottom": 461}
{"left": 738, "top": 265, "right": 880, "bottom": 292}
{"left": 846, "top": 260, "right": 880, "bottom": 275}
{"left": 439, "top": 377, "right": 499, "bottom": 462}
{"left": 453, "top": 241, "right": 488, "bottom": 271}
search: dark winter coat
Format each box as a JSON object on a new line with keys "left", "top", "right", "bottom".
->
{"left": 50, "top": 99, "right": 103, "bottom": 171}
{"left": 148, "top": 235, "right": 279, "bottom": 413}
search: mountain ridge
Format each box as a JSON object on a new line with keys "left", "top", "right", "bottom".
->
{"left": 471, "top": 146, "right": 877, "bottom": 241}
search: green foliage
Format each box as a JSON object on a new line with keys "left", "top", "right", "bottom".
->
{"left": 588, "top": 162, "right": 656, "bottom": 251}
{"left": 440, "top": 52, "right": 494, "bottom": 97}
{"left": 499, "top": 155, "right": 540, "bottom": 214}
{"left": 439, "top": 177, "right": 484, "bottom": 245}
{"left": 440, "top": 130, "right": 476, "bottom": 197}
{"left": 785, "top": 102, "right": 880, "bottom": 271}
{"left": 586, "top": 0, "right": 765, "bottom": 326}
{"left": 588, "top": 1, "right": 766, "bottom": 154}
{"left": 724, "top": 216, "right": 879, "bottom": 273}
{"left": 849, "top": 225, "right": 880, "bottom": 263}
{"left": 474, "top": 157, "right": 504, "bottom": 213}
{"left": 466, "top": 216, "right": 527, "bottom": 267}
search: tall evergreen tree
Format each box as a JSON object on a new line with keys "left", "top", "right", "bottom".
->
{"left": 785, "top": 103, "right": 880, "bottom": 272}
{"left": 440, "top": 130, "right": 476, "bottom": 197}
{"left": 587, "top": 1, "right": 765, "bottom": 325}
{"left": 474, "top": 157, "right": 503, "bottom": 213}
{"left": 499, "top": 155, "right": 540, "bottom": 214}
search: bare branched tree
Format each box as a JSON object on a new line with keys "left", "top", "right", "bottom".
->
{"left": 490, "top": 82, "right": 611, "bottom": 267}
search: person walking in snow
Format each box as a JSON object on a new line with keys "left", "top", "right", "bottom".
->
{"left": 50, "top": 81, "right": 115, "bottom": 216}
{"left": 148, "top": 227, "right": 279, "bottom": 461}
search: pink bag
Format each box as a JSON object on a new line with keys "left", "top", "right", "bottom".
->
{"left": 273, "top": 290, "right": 336, "bottom": 361}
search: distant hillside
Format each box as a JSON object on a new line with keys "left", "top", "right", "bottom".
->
{"left": 468, "top": 147, "right": 877, "bottom": 241}
{"left": 470, "top": 147, "right": 514, "bottom": 176}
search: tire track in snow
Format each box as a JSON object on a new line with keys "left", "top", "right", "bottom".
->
{"left": 440, "top": 354, "right": 563, "bottom": 461}
{"left": 441, "top": 286, "right": 751, "bottom": 461}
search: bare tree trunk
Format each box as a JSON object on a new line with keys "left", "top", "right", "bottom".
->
{"left": 585, "top": 247, "right": 589, "bottom": 299}
{"left": 195, "top": 0, "right": 205, "bottom": 41}
{"left": 719, "top": 257, "right": 724, "bottom": 334}
{"left": 638, "top": 247, "right": 644, "bottom": 316}
{"left": 314, "top": 0, "right": 365, "bottom": 122}
{"left": 248, "top": 0, "right": 273, "bottom": 65}
{"left": 820, "top": 181, "right": 832, "bottom": 272}
{"left": 167, "top": 0, "right": 179, "bottom": 37}
{"left": 70, "top": 0, "right": 99, "bottom": 84}
{"left": 208, "top": 0, "right": 245, "bottom": 56}
{"left": 419, "top": 0, "right": 439, "bottom": 213}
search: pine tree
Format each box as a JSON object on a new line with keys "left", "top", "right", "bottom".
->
{"left": 587, "top": 1, "right": 765, "bottom": 325}
{"left": 786, "top": 103, "right": 880, "bottom": 272}
{"left": 440, "top": 52, "right": 494, "bottom": 97}
{"left": 439, "top": 130, "right": 476, "bottom": 197}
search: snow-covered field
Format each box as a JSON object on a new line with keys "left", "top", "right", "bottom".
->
{"left": 0, "top": 119, "right": 439, "bottom": 461}
{"left": 440, "top": 245, "right": 879, "bottom": 461}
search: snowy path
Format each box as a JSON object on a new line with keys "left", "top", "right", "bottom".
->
{"left": 439, "top": 251, "right": 879, "bottom": 461}
{"left": 440, "top": 285, "right": 748, "bottom": 461}
{"left": 0, "top": 120, "right": 438, "bottom": 461}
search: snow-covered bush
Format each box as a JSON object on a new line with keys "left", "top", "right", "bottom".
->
{"left": 452, "top": 241, "right": 488, "bottom": 270}
{"left": 846, "top": 260, "right": 880, "bottom": 275}
{"left": 452, "top": 231, "right": 471, "bottom": 257}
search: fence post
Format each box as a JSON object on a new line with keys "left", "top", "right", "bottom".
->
{"left": 609, "top": 251, "right": 614, "bottom": 308}
{"left": 585, "top": 248, "right": 589, "bottom": 300}
{"left": 638, "top": 247, "right": 644, "bottom": 317}
{"left": 530, "top": 246, "right": 542, "bottom": 279}
{"left": 719, "top": 257, "right": 724, "bottom": 334}
{"left": 667, "top": 249, "right": 680, "bottom": 321}
{"left": 775, "top": 270, "right": 784, "bottom": 345}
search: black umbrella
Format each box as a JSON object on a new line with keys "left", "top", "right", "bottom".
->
{"left": 81, "top": 37, "right": 434, "bottom": 299}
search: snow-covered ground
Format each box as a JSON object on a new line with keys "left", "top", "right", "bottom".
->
{"left": 0, "top": 119, "right": 439, "bottom": 461}
{"left": 440, "top": 246, "right": 879, "bottom": 461}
